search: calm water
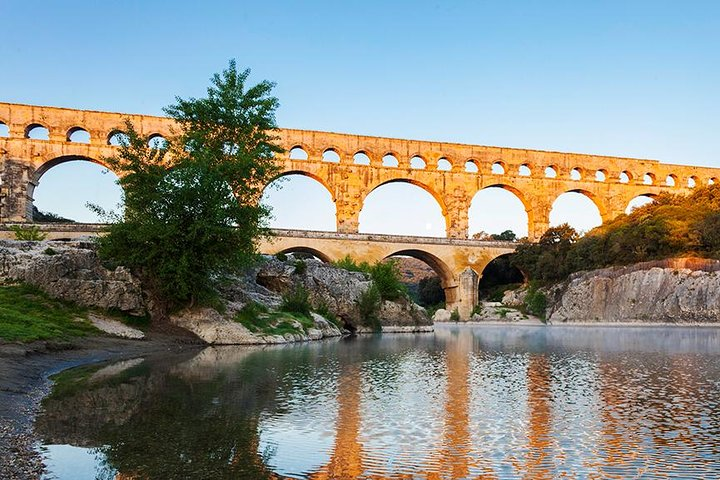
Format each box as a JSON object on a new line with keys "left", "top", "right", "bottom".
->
{"left": 36, "top": 325, "right": 720, "bottom": 479}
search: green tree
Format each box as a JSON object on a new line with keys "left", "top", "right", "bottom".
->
{"left": 491, "top": 229, "right": 517, "bottom": 241}
{"left": 96, "top": 61, "right": 282, "bottom": 316}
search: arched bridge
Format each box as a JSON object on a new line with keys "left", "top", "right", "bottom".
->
{"left": 1, "top": 102, "right": 718, "bottom": 318}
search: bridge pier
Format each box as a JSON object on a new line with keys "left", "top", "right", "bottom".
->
{"left": 0, "top": 157, "right": 34, "bottom": 222}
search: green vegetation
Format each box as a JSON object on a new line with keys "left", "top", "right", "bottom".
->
{"left": 234, "top": 300, "right": 315, "bottom": 336}
{"left": 333, "top": 255, "right": 371, "bottom": 273}
{"left": 357, "top": 285, "right": 382, "bottom": 331}
{"left": 315, "top": 302, "right": 342, "bottom": 328}
{"left": 43, "top": 247, "right": 58, "bottom": 256}
{"left": 293, "top": 259, "right": 307, "bottom": 275}
{"left": 32, "top": 206, "right": 75, "bottom": 223}
{"left": 280, "top": 284, "right": 312, "bottom": 317}
{"left": 10, "top": 225, "right": 47, "bottom": 241}
{"left": 522, "top": 282, "right": 548, "bottom": 320}
{"left": 94, "top": 60, "right": 282, "bottom": 315}
{"left": 512, "top": 185, "right": 720, "bottom": 282}
{"left": 274, "top": 252, "right": 288, "bottom": 262}
{"left": 0, "top": 284, "right": 97, "bottom": 342}
{"left": 450, "top": 308, "right": 460, "bottom": 322}
{"left": 418, "top": 276, "right": 444, "bottom": 307}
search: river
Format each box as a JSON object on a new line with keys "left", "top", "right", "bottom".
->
{"left": 35, "top": 324, "right": 720, "bottom": 479}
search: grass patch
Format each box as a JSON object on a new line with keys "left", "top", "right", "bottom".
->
{"left": 0, "top": 284, "right": 98, "bottom": 342}
{"left": 234, "top": 301, "right": 314, "bottom": 336}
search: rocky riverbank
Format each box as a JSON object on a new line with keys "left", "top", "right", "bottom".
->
{"left": 0, "top": 239, "right": 432, "bottom": 345}
{"left": 501, "top": 257, "right": 720, "bottom": 324}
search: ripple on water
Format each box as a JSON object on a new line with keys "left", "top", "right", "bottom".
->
{"left": 35, "top": 325, "right": 720, "bottom": 479}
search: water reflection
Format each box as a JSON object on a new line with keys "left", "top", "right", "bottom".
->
{"left": 37, "top": 326, "right": 720, "bottom": 479}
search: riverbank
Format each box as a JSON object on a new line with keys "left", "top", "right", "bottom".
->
{"left": 0, "top": 334, "right": 201, "bottom": 479}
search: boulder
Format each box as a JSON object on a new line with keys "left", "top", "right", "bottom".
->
{"left": 432, "top": 308, "right": 451, "bottom": 322}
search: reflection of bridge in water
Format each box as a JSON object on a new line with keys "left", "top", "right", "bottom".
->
{"left": 2, "top": 101, "right": 716, "bottom": 318}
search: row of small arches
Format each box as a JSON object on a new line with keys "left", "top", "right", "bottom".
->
{"left": 288, "top": 146, "right": 715, "bottom": 188}
{"left": 0, "top": 121, "right": 167, "bottom": 149}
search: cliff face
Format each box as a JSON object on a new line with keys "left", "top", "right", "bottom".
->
{"left": 546, "top": 258, "right": 720, "bottom": 324}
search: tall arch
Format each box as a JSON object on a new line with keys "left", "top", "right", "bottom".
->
{"left": 550, "top": 190, "right": 605, "bottom": 232}
{"left": 261, "top": 171, "right": 337, "bottom": 232}
{"left": 360, "top": 179, "right": 448, "bottom": 236}
{"left": 32, "top": 155, "right": 122, "bottom": 223}
{"left": 468, "top": 184, "right": 530, "bottom": 239}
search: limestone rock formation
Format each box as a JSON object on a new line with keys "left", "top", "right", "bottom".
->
{"left": 255, "top": 256, "right": 431, "bottom": 328}
{"left": 0, "top": 240, "right": 145, "bottom": 315}
{"left": 547, "top": 258, "right": 720, "bottom": 323}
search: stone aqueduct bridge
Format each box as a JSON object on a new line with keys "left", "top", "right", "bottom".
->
{"left": 1, "top": 102, "right": 718, "bottom": 318}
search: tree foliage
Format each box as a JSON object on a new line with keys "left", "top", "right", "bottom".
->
{"left": 95, "top": 61, "right": 282, "bottom": 314}
{"left": 511, "top": 184, "right": 720, "bottom": 282}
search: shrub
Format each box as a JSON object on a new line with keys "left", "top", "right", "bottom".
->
{"left": 10, "top": 225, "right": 47, "bottom": 241}
{"left": 280, "top": 284, "right": 312, "bottom": 318}
{"left": 333, "top": 255, "right": 371, "bottom": 273}
{"left": 418, "top": 276, "right": 444, "bottom": 306}
{"left": 275, "top": 252, "right": 287, "bottom": 262}
{"left": 234, "top": 301, "right": 269, "bottom": 332}
{"left": 450, "top": 308, "right": 460, "bottom": 322}
{"left": 43, "top": 247, "right": 57, "bottom": 256}
{"left": 357, "top": 284, "right": 381, "bottom": 331}
{"left": 293, "top": 259, "right": 307, "bottom": 275}
{"left": 524, "top": 283, "right": 548, "bottom": 319}
{"left": 370, "top": 260, "right": 407, "bottom": 301}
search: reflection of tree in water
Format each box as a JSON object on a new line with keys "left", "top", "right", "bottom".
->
{"left": 35, "top": 350, "right": 300, "bottom": 480}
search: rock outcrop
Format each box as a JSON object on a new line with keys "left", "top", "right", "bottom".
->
{"left": 546, "top": 258, "right": 720, "bottom": 323}
{"left": 255, "top": 256, "right": 432, "bottom": 330}
{"left": 0, "top": 240, "right": 145, "bottom": 315}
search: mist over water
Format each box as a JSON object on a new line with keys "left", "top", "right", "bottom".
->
{"left": 37, "top": 325, "right": 720, "bottom": 479}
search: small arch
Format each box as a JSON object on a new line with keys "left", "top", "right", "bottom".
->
{"left": 619, "top": 171, "right": 632, "bottom": 184}
{"left": 491, "top": 162, "right": 505, "bottom": 175}
{"left": 382, "top": 153, "right": 399, "bottom": 168}
{"left": 289, "top": 146, "right": 309, "bottom": 160}
{"left": 147, "top": 134, "right": 167, "bottom": 149}
{"left": 595, "top": 169, "right": 607, "bottom": 182}
{"left": 275, "top": 247, "right": 332, "bottom": 263}
{"left": 67, "top": 127, "right": 90, "bottom": 143}
{"left": 626, "top": 194, "right": 656, "bottom": 214}
{"left": 322, "top": 148, "right": 340, "bottom": 163}
{"left": 25, "top": 123, "right": 49, "bottom": 140}
{"left": 410, "top": 155, "right": 426, "bottom": 169}
{"left": 570, "top": 167, "right": 582, "bottom": 181}
{"left": 465, "top": 160, "right": 479, "bottom": 173}
{"left": 709, "top": 177, "right": 717, "bottom": 185}
{"left": 107, "top": 130, "right": 129, "bottom": 146}
{"left": 353, "top": 151, "right": 371, "bottom": 165}
{"left": 665, "top": 174, "right": 677, "bottom": 187}
{"left": 518, "top": 164, "right": 531, "bottom": 176}
{"left": 544, "top": 166, "right": 558, "bottom": 178}
{"left": 437, "top": 158, "right": 452, "bottom": 171}
{"left": 643, "top": 173, "right": 655, "bottom": 185}
{"left": 688, "top": 176, "right": 698, "bottom": 188}
{"left": 0, "top": 122, "right": 9, "bottom": 137}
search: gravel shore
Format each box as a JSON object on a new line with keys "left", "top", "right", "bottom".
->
{"left": 0, "top": 335, "right": 201, "bottom": 479}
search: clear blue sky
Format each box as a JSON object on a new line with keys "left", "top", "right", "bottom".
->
{"left": 3, "top": 1, "right": 718, "bottom": 233}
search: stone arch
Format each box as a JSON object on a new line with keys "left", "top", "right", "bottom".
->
{"left": 469, "top": 183, "right": 531, "bottom": 239}
{"left": 262, "top": 171, "right": 337, "bottom": 231}
{"left": 491, "top": 161, "right": 505, "bottom": 175}
{"left": 465, "top": 159, "right": 479, "bottom": 173}
{"left": 626, "top": 193, "right": 657, "bottom": 214}
{"left": 0, "top": 120, "right": 10, "bottom": 137}
{"left": 67, "top": 126, "right": 90, "bottom": 143}
{"left": 563, "top": 188, "right": 608, "bottom": 219}
{"left": 276, "top": 246, "right": 332, "bottom": 263}
{"left": 31, "top": 155, "right": 122, "bottom": 223}
{"left": 518, "top": 164, "right": 531, "bottom": 176}
{"left": 409, "top": 155, "right": 426, "bottom": 169}
{"left": 383, "top": 249, "right": 457, "bottom": 304}
{"left": 107, "top": 130, "right": 127, "bottom": 146}
{"left": 382, "top": 151, "right": 400, "bottom": 168}
{"left": 570, "top": 167, "right": 582, "bottom": 180}
{"left": 360, "top": 179, "right": 448, "bottom": 236}
{"left": 34, "top": 155, "right": 115, "bottom": 183}
{"left": 353, "top": 150, "right": 372, "bottom": 165}
{"left": 619, "top": 171, "right": 632, "bottom": 183}
{"left": 288, "top": 145, "right": 310, "bottom": 160}
{"left": 665, "top": 174, "right": 677, "bottom": 187}
{"left": 147, "top": 133, "right": 167, "bottom": 149}
{"left": 436, "top": 157, "right": 452, "bottom": 171}
{"left": 264, "top": 170, "right": 336, "bottom": 202}
{"left": 322, "top": 148, "right": 341, "bottom": 163}
{"left": 478, "top": 252, "right": 526, "bottom": 298}
{"left": 643, "top": 172, "right": 655, "bottom": 185}
{"left": 25, "top": 123, "right": 49, "bottom": 140}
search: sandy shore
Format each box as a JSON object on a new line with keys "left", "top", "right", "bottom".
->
{"left": 0, "top": 334, "right": 202, "bottom": 480}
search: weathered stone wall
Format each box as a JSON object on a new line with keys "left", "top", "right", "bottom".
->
{"left": 546, "top": 258, "right": 720, "bottom": 323}
{"left": 1, "top": 101, "right": 715, "bottom": 240}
